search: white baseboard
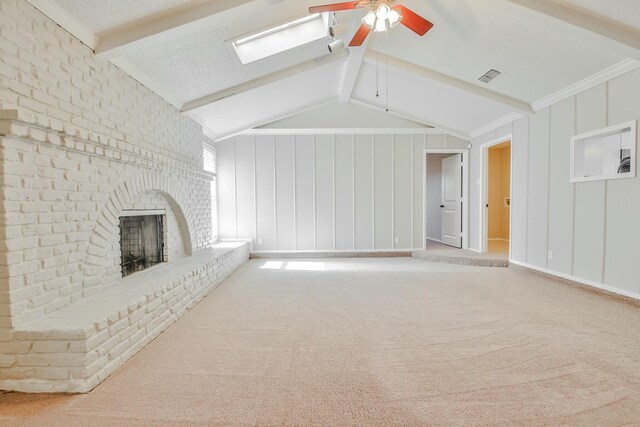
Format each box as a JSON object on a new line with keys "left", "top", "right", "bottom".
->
{"left": 250, "top": 249, "right": 414, "bottom": 259}
{"left": 509, "top": 259, "right": 640, "bottom": 302}
{"left": 426, "top": 238, "right": 442, "bottom": 243}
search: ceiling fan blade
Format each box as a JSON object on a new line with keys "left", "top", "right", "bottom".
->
{"left": 349, "top": 24, "right": 371, "bottom": 46}
{"left": 309, "top": 1, "right": 367, "bottom": 13}
{"left": 393, "top": 5, "right": 434, "bottom": 36}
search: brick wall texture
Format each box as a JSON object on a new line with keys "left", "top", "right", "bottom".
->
{"left": 0, "top": 0, "right": 215, "bottom": 328}
{"left": 0, "top": 0, "right": 234, "bottom": 392}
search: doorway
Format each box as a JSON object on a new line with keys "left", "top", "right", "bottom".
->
{"left": 480, "top": 138, "right": 512, "bottom": 256}
{"left": 424, "top": 149, "right": 468, "bottom": 250}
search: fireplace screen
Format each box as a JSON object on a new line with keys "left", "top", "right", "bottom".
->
{"left": 120, "top": 214, "right": 165, "bottom": 277}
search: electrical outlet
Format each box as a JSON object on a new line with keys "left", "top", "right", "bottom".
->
{"left": 548, "top": 250, "right": 553, "bottom": 260}
{"left": 394, "top": 237, "right": 399, "bottom": 244}
{"left": 257, "top": 238, "right": 263, "bottom": 245}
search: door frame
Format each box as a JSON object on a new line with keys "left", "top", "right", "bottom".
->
{"left": 479, "top": 135, "right": 513, "bottom": 256}
{"left": 423, "top": 148, "right": 469, "bottom": 250}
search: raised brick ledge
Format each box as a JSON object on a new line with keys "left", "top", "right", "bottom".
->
{"left": 0, "top": 242, "right": 249, "bottom": 393}
{"left": 0, "top": 113, "right": 212, "bottom": 182}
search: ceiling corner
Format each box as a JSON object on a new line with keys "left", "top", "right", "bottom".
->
{"left": 26, "top": 0, "right": 99, "bottom": 50}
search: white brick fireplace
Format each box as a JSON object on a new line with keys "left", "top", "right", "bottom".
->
{"left": 0, "top": 0, "right": 248, "bottom": 392}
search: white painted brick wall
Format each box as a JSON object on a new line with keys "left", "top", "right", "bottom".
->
{"left": 0, "top": 0, "right": 243, "bottom": 393}
{"left": 0, "top": 0, "right": 215, "bottom": 326}
{"left": 0, "top": 244, "right": 249, "bottom": 393}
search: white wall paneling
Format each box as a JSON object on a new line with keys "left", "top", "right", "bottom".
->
{"left": 412, "top": 135, "right": 426, "bottom": 248}
{"left": 526, "top": 108, "right": 551, "bottom": 268}
{"left": 275, "top": 136, "right": 295, "bottom": 250}
{"left": 235, "top": 136, "right": 256, "bottom": 244}
{"left": 547, "top": 97, "right": 575, "bottom": 275}
{"left": 295, "top": 135, "right": 315, "bottom": 250}
{"left": 573, "top": 85, "right": 607, "bottom": 283}
{"left": 354, "top": 135, "right": 374, "bottom": 250}
{"left": 334, "top": 134, "right": 354, "bottom": 250}
{"left": 315, "top": 135, "right": 334, "bottom": 250}
{"left": 393, "top": 134, "right": 413, "bottom": 249}
{"left": 374, "top": 135, "right": 393, "bottom": 249}
{"left": 470, "top": 68, "right": 640, "bottom": 300}
{"left": 218, "top": 130, "right": 466, "bottom": 252}
{"left": 603, "top": 70, "right": 640, "bottom": 294}
{"left": 255, "top": 136, "right": 276, "bottom": 250}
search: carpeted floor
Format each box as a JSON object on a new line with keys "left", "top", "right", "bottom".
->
{"left": 1, "top": 258, "right": 640, "bottom": 426}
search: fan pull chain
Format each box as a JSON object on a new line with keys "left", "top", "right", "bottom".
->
{"left": 385, "top": 31, "right": 389, "bottom": 112}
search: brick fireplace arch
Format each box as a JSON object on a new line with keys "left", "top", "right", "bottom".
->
{"left": 82, "top": 170, "right": 196, "bottom": 294}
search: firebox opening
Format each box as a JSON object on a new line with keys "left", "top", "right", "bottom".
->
{"left": 120, "top": 214, "right": 165, "bottom": 277}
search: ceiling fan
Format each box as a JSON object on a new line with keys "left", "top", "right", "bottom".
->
{"left": 309, "top": 0, "right": 433, "bottom": 46}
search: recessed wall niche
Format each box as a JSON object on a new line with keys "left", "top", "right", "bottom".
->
{"left": 570, "top": 120, "right": 637, "bottom": 183}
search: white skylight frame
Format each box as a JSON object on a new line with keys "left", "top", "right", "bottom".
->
{"left": 229, "top": 13, "right": 330, "bottom": 66}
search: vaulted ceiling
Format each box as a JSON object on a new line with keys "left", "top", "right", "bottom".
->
{"left": 28, "top": 0, "right": 640, "bottom": 140}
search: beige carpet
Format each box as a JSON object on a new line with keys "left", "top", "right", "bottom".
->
{"left": 1, "top": 258, "right": 640, "bottom": 426}
{"left": 414, "top": 240, "right": 509, "bottom": 267}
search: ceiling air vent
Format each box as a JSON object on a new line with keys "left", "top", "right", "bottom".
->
{"left": 478, "top": 69, "right": 502, "bottom": 84}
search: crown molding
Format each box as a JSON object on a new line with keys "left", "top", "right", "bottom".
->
{"left": 184, "top": 110, "right": 218, "bottom": 141}
{"left": 470, "top": 113, "right": 524, "bottom": 139}
{"left": 531, "top": 59, "right": 640, "bottom": 112}
{"left": 236, "top": 128, "right": 452, "bottom": 136}
{"left": 26, "top": 0, "right": 99, "bottom": 50}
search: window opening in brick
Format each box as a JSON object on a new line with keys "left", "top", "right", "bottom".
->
{"left": 204, "top": 144, "right": 218, "bottom": 242}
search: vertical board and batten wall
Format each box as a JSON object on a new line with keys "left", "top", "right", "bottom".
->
{"left": 470, "top": 68, "right": 640, "bottom": 298}
{"left": 218, "top": 132, "right": 468, "bottom": 252}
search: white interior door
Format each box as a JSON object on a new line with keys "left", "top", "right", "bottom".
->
{"left": 441, "top": 154, "right": 462, "bottom": 248}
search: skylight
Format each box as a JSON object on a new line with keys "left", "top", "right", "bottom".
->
{"left": 232, "top": 13, "right": 329, "bottom": 65}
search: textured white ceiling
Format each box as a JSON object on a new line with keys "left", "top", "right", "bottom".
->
{"left": 352, "top": 59, "right": 516, "bottom": 137}
{"left": 54, "top": 0, "right": 206, "bottom": 34}
{"left": 188, "top": 59, "right": 344, "bottom": 139}
{"left": 42, "top": 0, "right": 638, "bottom": 137}
{"left": 367, "top": 0, "right": 626, "bottom": 103}
{"left": 121, "top": 0, "right": 329, "bottom": 104}
{"left": 557, "top": 0, "right": 640, "bottom": 30}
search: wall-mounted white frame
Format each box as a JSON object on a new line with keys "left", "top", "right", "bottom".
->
{"left": 423, "top": 148, "right": 469, "bottom": 251}
{"left": 479, "top": 135, "right": 513, "bottom": 257}
{"left": 570, "top": 120, "right": 637, "bottom": 183}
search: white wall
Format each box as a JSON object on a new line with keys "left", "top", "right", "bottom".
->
{"left": 218, "top": 131, "right": 468, "bottom": 251}
{"left": 470, "top": 68, "right": 640, "bottom": 299}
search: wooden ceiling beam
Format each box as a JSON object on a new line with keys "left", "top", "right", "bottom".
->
{"left": 95, "top": 0, "right": 254, "bottom": 59}
{"left": 367, "top": 52, "right": 533, "bottom": 114}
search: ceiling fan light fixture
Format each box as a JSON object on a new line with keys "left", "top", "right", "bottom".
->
{"left": 373, "top": 16, "right": 387, "bottom": 32}
{"left": 387, "top": 8, "right": 401, "bottom": 28}
{"left": 375, "top": 3, "right": 391, "bottom": 20}
{"left": 362, "top": 11, "right": 376, "bottom": 29}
